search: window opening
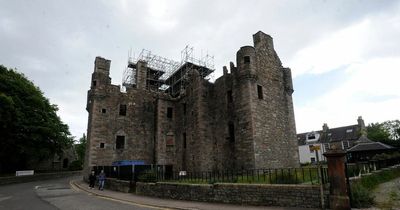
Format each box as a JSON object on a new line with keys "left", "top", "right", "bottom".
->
{"left": 119, "top": 104, "right": 127, "bottom": 116}
{"left": 116, "top": 135, "right": 125, "bottom": 149}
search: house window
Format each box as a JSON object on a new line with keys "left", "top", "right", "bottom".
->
{"left": 244, "top": 56, "right": 250, "bottom": 64}
{"left": 183, "top": 133, "right": 187, "bottom": 149}
{"left": 308, "top": 134, "right": 316, "bottom": 140}
{"left": 228, "top": 122, "right": 235, "bottom": 142}
{"left": 101, "top": 108, "right": 106, "bottom": 114}
{"left": 167, "top": 107, "right": 173, "bottom": 119}
{"left": 257, "top": 85, "right": 263, "bottom": 99}
{"left": 227, "top": 90, "right": 233, "bottom": 103}
{"left": 92, "top": 80, "right": 97, "bottom": 87}
{"left": 324, "top": 143, "right": 330, "bottom": 151}
{"left": 119, "top": 104, "right": 127, "bottom": 116}
{"left": 116, "top": 135, "right": 125, "bottom": 149}
{"left": 346, "top": 129, "right": 353, "bottom": 133}
{"left": 311, "top": 157, "right": 316, "bottom": 163}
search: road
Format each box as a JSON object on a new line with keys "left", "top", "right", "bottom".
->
{"left": 0, "top": 176, "right": 152, "bottom": 210}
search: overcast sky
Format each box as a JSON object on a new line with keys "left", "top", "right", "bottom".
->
{"left": 1, "top": 0, "right": 400, "bottom": 139}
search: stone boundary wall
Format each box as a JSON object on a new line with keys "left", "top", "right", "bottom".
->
{"left": 104, "top": 178, "right": 131, "bottom": 193}
{"left": 0, "top": 171, "right": 82, "bottom": 185}
{"left": 136, "top": 182, "right": 328, "bottom": 208}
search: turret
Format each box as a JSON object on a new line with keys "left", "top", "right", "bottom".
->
{"left": 91, "top": 57, "right": 111, "bottom": 89}
{"left": 236, "top": 46, "right": 256, "bottom": 76}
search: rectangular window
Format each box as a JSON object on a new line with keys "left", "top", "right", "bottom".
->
{"left": 119, "top": 104, "right": 127, "bottom": 116}
{"left": 116, "top": 136, "right": 125, "bottom": 149}
{"left": 324, "top": 143, "right": 330, "bottom": 151}
{"left": 244, "top": 56, "right": 250, "bottom": 64}
{"left": 100, "top": 142, "right": 105, "bottom": 148}
{"left": 227, "top": 90, "right": 233, "bottom": 103}
{"left": 167, "top": 107, "right": 173, "bottom": 119}
{"left": 183, "top": 133, "right": 187, "bottom": 149}
{"left": 257, "top": 85, "right": 263, "bottom": 99}
{"left": 183, "top": 103, "right": 186, "bottom": 115}
{"left": 228, "top": 123, "right": 235, "bottom": 142}
{"left": 101, "top": 108, "right": 106, "bottom": 114}
{"left": 311, "top": 157, "right": 316, "bottom": 163}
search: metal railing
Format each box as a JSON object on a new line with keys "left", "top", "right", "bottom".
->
{"left": 138, "top": 167, "right": 328, "bottom": 185}
{"left": 346, "top": 157, "right": 400, "bottom": 178}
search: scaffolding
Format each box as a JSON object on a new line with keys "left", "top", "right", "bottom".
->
{"left": 122, "top": 46, "right": 215, "bottom": 95}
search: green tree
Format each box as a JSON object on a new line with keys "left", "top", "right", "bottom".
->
{"left": 75, "top": 133, "right": 87, "bottom": 167}
{"left": 0, "top": 65, "right": 73, "bottom": 173}
{"left": 367, "top": 123, "right": 390, "bottom": 141}
{"left": 381, "top": 120, "right": 400, "bottom": 141}
{"left": 367, "top": 120, "right": 400, "bottom": 148}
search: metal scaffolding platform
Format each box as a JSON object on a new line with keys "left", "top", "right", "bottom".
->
{"left": 122, "top": 46, "right": 214, "bottom": 95}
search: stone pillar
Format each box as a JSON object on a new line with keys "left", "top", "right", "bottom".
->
{"left": 324, "top": 149, "right": 351, "bottom": 210}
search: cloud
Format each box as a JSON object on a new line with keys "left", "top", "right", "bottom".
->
{"left": 1, "top": 0, "right": 399, "bottom": 138}
{"left": 295, "top": 56, "right": 400, "bottom": 133}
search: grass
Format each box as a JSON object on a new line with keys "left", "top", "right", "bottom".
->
{"left": 350, "top": 167, "right": 400, "bottom": 208}
{"left": 164, "top": 168, "right": 322, "bottom": 185}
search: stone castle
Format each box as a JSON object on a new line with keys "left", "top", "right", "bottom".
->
{"left": 85, "top": 31, "right": 299, "bottom": 172}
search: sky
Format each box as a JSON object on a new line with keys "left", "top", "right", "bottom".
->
{"left": 1, "top": 0, "right": 400, "bottom": 139}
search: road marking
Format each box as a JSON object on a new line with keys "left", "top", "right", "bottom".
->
{"left": 0, "top": 196, "right": 12, "bottom": 202}
{"left": 69, "top": 180, "right": 179, "bottom": 210}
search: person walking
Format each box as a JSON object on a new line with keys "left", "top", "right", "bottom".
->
{"left": 88, "top": 171, "right": 96, "bottom": 189}
{"left": 98, "top": 170, "right": 106, "bottom": 191}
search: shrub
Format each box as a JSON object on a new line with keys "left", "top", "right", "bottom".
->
{"left": 350, "top": 167, "right": 400, "bottom": 208}
{"left": 68, "top": 160, "right": 82, "bottom": 171}
{"left": 350, "top": 183, "right": 374, "bottom": 208}
{"left": 137, "top": 170, "right": 157, "bottom": 182}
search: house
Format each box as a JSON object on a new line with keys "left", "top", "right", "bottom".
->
{"left": 297, "top": 116, "right": 366, "bottom": 164}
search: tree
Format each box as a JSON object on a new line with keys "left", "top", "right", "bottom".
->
{"left": 367, "top": 120, "right": 400, "bottom": 148}
{"left": 381, "top": 120, "right": 400, "bottom": 141}
{"left": 0, "top": 65, "right": 73, "bottom": 173}
{"left": 367, "top": 123, "right": 390, "bottom": 141}
{"left": 75, "top": 133, "right": 87, "bottom": 167}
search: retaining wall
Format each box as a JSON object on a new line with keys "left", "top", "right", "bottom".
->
{"left": 0, "top": 171, "right": 82, "bottom": 185}
{"left": 136, "top": 182, "right": 328, "bottom": 208}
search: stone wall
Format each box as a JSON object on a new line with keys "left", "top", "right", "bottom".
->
{"left": 0, "top": 171, "right": 82, "bottom": 186}
{"left": 85, "top": 31, "right": 300, "bottom": 174}
{"left": 104, "top": 178, "right": 131, "bottom": 193}
{"left": 135, "top": 182, "right": 328, "bottom": 208}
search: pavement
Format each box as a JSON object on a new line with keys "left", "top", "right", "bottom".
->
{"left": 70, "top": 178, "right": 318, "bottom": 210}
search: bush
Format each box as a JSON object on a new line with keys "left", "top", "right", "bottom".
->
{"left": 350, "top": 167, "right": 400, "bottom": 208}
{"left": 351, "top": 183, "right": 374, "bottom": 208}
{"left": 137, "top": 170, "right": 157, "bottom": 182}
{"left": 68, "top": 160, "right": 83, "bottom": 171}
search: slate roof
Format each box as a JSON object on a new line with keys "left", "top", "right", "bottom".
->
{"left": 347, "top": 139, "right": 395, "bottom": 152}
{"left": 297, "top": 124, "right": 361, "bottom": 146}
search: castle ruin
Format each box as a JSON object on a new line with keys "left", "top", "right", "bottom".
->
{"left": 85, "top": 31, "right": 299, "bottom": 172}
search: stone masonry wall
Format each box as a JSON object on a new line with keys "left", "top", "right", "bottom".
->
{"left": 136, "top": 182, "right": 327, "bottom": 208}
{"left": 85, "top": 31, "right": 300, "bottom": 174}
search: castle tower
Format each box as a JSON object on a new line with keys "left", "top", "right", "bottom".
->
{"left": 232, "top": 31, "right": 299, "bottom": 169}
{"left": 84, "top": 57, "right": 112, "bottom": 175}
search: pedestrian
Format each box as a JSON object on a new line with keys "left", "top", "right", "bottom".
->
{"left": 98, "top": 170, "right": 106, "bottom": 191}
{"left": 88, "top": 171, "right": 96, "bottom": 189}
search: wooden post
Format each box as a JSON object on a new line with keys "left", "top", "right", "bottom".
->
{"left": 324, "top": 149, "right": 351, "bottom": 210}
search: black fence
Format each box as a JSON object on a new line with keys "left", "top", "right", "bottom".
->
{"left": 91, "top": 165, "right": 328, "bottom": 185}
{"left": 346, "top": 157, "right": 400, "bottom": 178}
{"left": 91, "top": 165, "right": 173, "bottom": 181}
{"left": 139, "top": 167, "right": 329, "bottom": 185}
